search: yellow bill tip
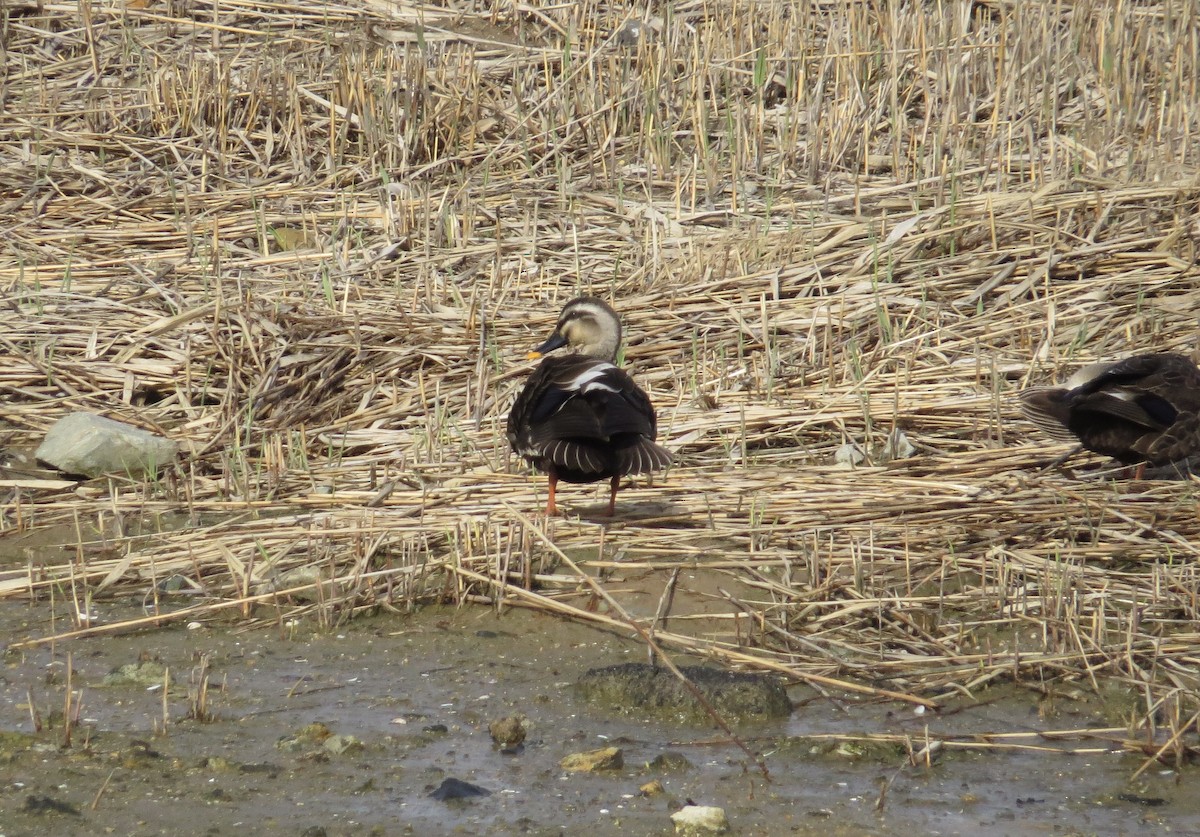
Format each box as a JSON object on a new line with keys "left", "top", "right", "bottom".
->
{"left": 526, "top": 351, "right": 543, "bottom": 360}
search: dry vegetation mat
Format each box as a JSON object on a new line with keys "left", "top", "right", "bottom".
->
{"left": 3, "top": 0, "right": 1200, "bottom": 765}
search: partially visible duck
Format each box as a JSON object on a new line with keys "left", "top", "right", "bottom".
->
{"left": 1018, "top": 352, "right": 1200, "bottom": 471}
{"left": 507, "top": 296, "right": 671, "bottom": 515}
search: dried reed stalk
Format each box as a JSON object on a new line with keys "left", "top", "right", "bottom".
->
{"left": 3, "top": 0, "right": 1200, "bottom": 760}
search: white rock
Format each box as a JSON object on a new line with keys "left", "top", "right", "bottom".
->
{"left": 36, "top": 413, "right": 177, "bottom": 478}
{"left": 833, "top": 442, "right": 865, "bottom": 466}
{"left": 882, "top": 428, "right": 916, "bottom": 460}
{"left": 671, "top": 804, "right": 730, "bottom": 834}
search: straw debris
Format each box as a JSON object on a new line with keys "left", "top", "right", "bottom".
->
{"left": 3, "top": 0, "right": 1200, "bottom": 763}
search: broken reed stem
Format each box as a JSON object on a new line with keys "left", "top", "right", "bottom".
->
{"left": 6, "top": 567, "right": 430, "bottom": 650}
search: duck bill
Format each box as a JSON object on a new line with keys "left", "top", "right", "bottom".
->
{"left": 527, "top": 332, "right": 567, "bottom": 360}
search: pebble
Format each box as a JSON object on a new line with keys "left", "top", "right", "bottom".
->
{"left": 428, "top": 778, "right": 491, "bottom": 801}
{"left": 670, "top": 804, "right": 730, "bottom": 834}
{"left": 560, "top": 746, "right": 623, "bottom": 772}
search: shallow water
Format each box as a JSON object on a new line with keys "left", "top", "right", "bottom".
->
{"left": 1, "top": 596, "right": 1196, "bottom": 837}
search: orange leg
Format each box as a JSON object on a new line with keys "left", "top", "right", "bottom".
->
{"left": 605, "top": 475, "right": 620, "bottom": 517}
{"left": 545, "top": 473, "right": 559, "bottom": 516}
{"left": 1134, "top": 462, "right": 1146, "bottom": 480}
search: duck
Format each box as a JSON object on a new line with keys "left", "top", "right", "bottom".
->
{"left": 1018, "top": 352, "right": 1200, "bottom": 472}
{"left": 507, "top": 296, "right": 671, "bottom": 515}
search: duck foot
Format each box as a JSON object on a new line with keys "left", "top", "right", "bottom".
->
{"left": 604, "top": 474, "right": 620, "bottom": 517}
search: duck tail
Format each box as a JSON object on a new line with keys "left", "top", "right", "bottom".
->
{"left": 1018, "top": 387, "right": 1078, "bottom": 441}
{"left": 617, "top": 439, "right": 672, "bottom": 475}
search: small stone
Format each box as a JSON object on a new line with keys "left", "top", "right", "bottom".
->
{"left": 102, "top": 660, "right": 169, "bottom": 688}
{"left": 322, "top": 734, "right": 364, "bottom": 756}
{"left": 35, "top": 412, "right": 177, "bottom": 478}
{"left": 881, "top": 428, "right": 916, "bottom": 460}
{"left": 560, "top": 746, "right": 623, "bottom": 772}
{"left": 488, "top": 715, "right": 526, "bottom": 749}
{"left": 834, "top": 741, "right": 867, "bottom": 759}
{"left": 296, "top": 722, "right": 332, "bottom": 742}
{"left": 277, "top": 722, "right": 332, "bottom": 751}
{"left": 833, "top": 442, "right": 865, "bottom": 467}
{"left": 670, "top": 804, "right": 730, "bottom": 834}
{"left": 156, "top": 574, "right": 202, "bottom": 594}
{"left": 865, "top": 154, "right": 894, "bottom": 173}
{"left": 240, "top": 762, "right": 280, "bottom": 776}
{"left": 639, "top": 779, "right": 665, "bottom": 796}
{"left": 616, "top": 20, "right": 646, "bottom": 46}
{"left": 646, "top": 751, "right": 694, "bottom": 772}
{"left": 429, "top": 777, "right": 491, "bottom": 801}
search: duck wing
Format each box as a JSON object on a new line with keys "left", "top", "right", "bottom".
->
{"left": 1019, "top": 353, "right": 1200, "bottom": 464}
{"left": 508, "top": 356, "right": 669, "bottom": 477}
{"left": 1074, "top": 353, "right": 1198, "bottom": 425}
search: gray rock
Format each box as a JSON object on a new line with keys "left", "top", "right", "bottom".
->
{"left": 833, "top": 442, "right": 865, "bottom": 466}
{"left": 882, "top": 428, "right": 916, "bottom": 461}
{"left": 36, "top": 413, "right": 177, "bottom": 478}
{"left": 671, "top": 804, "right": 729, "bottom": 834}
{"left": 101, "top": 659, "right": 169, "bottom": 688}
{"left": 646, "top": 751, "right": 694, "bottom": 772}
{"left": 322, "top": 734, "right": 363, "bottom": 756}
{"left": 429, "top": 778, "right": 491, "bottom": 801}
{"left": 560, "top": 746, "right": 623, "bottom": 772}
{"left": 616, "top": 20, "right": 647, "bottom": 46}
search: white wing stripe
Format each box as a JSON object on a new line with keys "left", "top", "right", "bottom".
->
{"left": 566, "top": 364, "right": 618, "bottom": 391}
{"left": 582, "top": 382, "right": 618, "bottom": 393}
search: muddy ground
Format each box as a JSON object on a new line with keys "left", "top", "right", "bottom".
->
{"left": 2, "top": 594, "right": 1196, "bottom": 837}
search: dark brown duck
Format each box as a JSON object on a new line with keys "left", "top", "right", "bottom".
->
{"left": 507, "top": 297, "right": 671, "bottom": 515}
{"left": 1019, "top": 352, "right": 1200, "bottom": 469}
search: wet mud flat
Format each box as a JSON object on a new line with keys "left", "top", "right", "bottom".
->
{"left": 2, "top": 602, "right": 1197, "bottom": 837}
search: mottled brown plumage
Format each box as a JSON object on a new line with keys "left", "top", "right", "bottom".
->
{"left": 507, "top": 297, "right": 670, "bottom": 515}
{"left": 1019, "top": 352, "right": 1200, "bottom": 469}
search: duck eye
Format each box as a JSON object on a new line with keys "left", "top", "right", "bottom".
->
{"left": 565, "top": 316, "right": 595, "bottom": 336}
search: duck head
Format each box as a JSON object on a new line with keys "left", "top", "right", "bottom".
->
{"left": 528, "top": 296, "right": 622, "bottom": 361}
